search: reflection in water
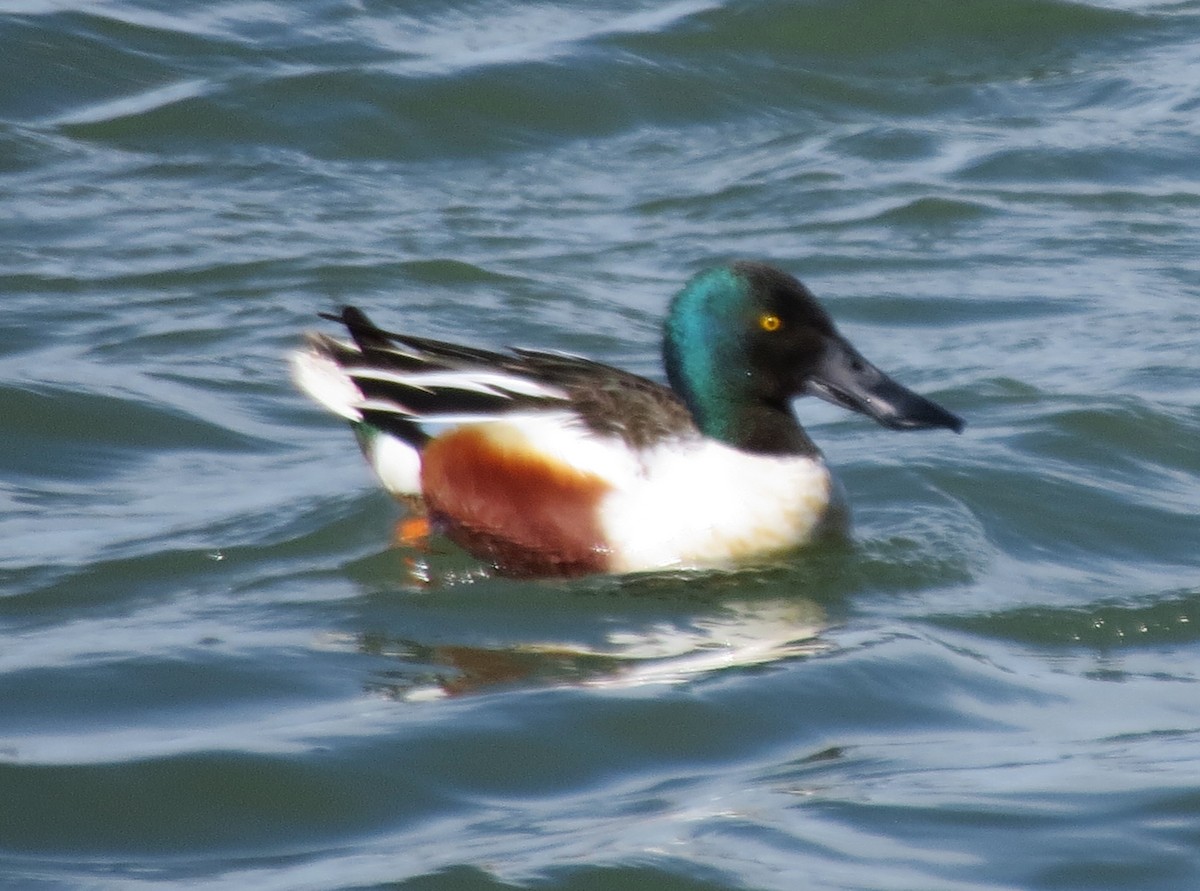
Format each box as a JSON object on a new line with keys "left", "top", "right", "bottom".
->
{"left": 348, "top": 596, "right": 829, "bottom": 700}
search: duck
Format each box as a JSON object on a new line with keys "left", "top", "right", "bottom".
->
{"left": 290, "top": 261, "right": 963, "bottom": 577}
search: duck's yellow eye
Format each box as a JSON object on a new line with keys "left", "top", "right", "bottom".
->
{"left": 759, "top": 313, "right": 782, "bottom": 332}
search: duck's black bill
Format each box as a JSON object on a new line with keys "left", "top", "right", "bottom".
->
{"left": 805, "top": 337, "right": 964, "bottom": 433}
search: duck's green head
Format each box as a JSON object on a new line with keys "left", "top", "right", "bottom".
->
{"left": 663, "top": 261, "right": 963, "bottom": 454}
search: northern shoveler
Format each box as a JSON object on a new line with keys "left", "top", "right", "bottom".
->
{"left": 291, "top": 261, "right": 963, "bottom": 577}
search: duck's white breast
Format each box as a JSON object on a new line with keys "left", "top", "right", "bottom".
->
{"left": 598, "top": 440, "right": 835, "bottom": 574}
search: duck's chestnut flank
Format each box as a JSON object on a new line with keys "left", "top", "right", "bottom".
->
{"left": 420, "top": 424, "right": 612, "bottom": 577}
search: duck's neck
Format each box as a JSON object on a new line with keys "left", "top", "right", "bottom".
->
{"left": 704, "top": 399, "right": 819, "bottom": 456}
{"left": 663, "top": 337, "right": 817, "bottom": 457}
{"left": 720, "top": 405, "right": 816, "bottom": 461}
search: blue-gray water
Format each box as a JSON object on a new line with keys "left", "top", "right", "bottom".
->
{"left": 3, "top": 1, "right": 1200, "bottom": 889}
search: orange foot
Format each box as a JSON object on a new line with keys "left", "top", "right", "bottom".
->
{"left": 394, "top": 515, "right": 431, "bottom": 548}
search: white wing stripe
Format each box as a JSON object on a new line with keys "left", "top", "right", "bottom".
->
{"left": 346, "top": 367, "right": 568, "bottom": 399}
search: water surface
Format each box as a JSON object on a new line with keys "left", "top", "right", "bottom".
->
{"left": 2, "top": 1, "right": 1199, "bottom": 889}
